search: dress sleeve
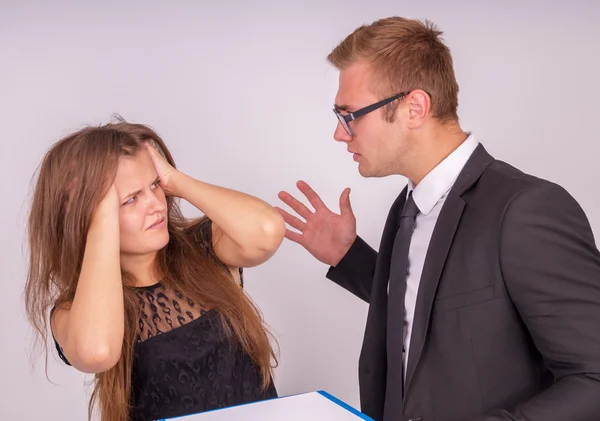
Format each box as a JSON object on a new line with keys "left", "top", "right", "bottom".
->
{"left": 191, "top": 217, "right": 244, "bottom": 288}
{"left": 49, "top": 306, "right": 71, "bottom": 366}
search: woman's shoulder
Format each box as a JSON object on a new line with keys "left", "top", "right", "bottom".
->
{"left": 184, "top": 215, "right": 214, "bottom": 254}
{"left": 182, "top": 216, "right": 244, "bottom": 287}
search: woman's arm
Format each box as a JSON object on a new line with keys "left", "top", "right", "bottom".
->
{"left": 145, "top": 144, "right": 285, "bottom": 268}
{"left": 174, "top": 173, "right": 285, "bottom": 267}
{"left": 51, "top": 186, "right": 124, "bottom": 373}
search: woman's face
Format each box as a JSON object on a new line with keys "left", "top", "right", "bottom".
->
{"left": 114, "top": 148, "right": 169, "bottom": 257}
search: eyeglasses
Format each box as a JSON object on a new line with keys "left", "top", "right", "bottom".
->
{"left": 333, "top": 91, "right": 410, "bottom": 136}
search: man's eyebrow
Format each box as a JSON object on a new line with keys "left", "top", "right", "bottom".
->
{"left": 334, "top": 103, "right": 353, "bottom": 112}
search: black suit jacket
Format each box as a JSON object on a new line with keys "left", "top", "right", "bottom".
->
{"left": 327, "top": 144, "right": 600, "bottom": 421}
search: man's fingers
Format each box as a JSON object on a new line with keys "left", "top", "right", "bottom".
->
{"left": 284, "top": 228, "right": 304, "bottom": 245}
{"left": 339, "top": 187, "right": 353, "bottom": 216}
{"left": 297, "top": 180, "right": 327, "bottom": 211}
{"left": 275, "top": 207, "right": 306, "bottom": 232}
{"left": 278, "top": 190, "right": 313, "bottom": 220}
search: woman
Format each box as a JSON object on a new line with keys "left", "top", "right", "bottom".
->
{"left": 24, "top": 119, "right": 285, "bottom": 421}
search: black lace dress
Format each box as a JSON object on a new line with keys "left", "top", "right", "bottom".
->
{"left": 53, "top": 219, "right": 277, "bottom": 421}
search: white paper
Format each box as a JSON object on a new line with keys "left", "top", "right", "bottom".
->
{"left": 159, "top": 391, "right": 372, "bottom": 421}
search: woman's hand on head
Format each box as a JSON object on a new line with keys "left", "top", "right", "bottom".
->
{"left": 145, "top": 142, "right": 180, "bottom": 197}
{"left": 91, "top": 185, "right": 120, "bottom": 227}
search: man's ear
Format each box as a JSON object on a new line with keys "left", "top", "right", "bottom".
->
{"left": 406, "top": 90, "right": 431, "bottom": 128}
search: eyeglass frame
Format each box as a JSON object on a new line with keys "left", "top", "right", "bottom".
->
{"left": 333, "top": 91, "right": 412, "bottom": 136}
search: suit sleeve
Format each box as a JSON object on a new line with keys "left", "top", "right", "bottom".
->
{"left": 325, "top": 235, "right": 378, "bottom": 303}
{"left": 473, "top": 182, "right": 600, "bottom": 421}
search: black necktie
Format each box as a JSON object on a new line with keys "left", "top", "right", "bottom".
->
{"left": 385, "top": 191, "right": 420, "bottom": 418}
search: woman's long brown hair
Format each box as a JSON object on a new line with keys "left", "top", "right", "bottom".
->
{"left": 24, "top": 118, "right": 277, "bottom": 421}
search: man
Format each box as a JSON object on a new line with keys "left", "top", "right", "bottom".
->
{"left": 276, "top": 16, "right": 600, "bottom": 421}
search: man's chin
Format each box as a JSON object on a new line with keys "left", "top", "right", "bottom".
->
{"left": 358, "top": 162, "right": 382, "bottom": 178}
{"left": 357, "top": 162, "right": 371, "bottom": 177}
{"left": 359, "top": 170, "right": 392, "bottom": 179}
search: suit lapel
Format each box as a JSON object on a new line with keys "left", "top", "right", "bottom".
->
{"left": 359, "top": 186, "right": 408, "bottom": 419}
{"left": 374, "top": 186, "right": 409, "bottom": 286}
{"left": 403, "top": 144, "right": 495, "bottom": 393}
{"left": 404, "top": 192, "right": 465, "bottom": 392}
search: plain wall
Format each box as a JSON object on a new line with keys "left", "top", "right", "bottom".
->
{"left": 1, "top": 0, "right": 599, "bottom": 419}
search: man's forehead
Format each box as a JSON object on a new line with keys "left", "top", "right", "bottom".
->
{"left": 335, "top": 61, "right": 376, "bottom": 108}
{"left": 340, "top": 61, "right": 371, "bottom": 82}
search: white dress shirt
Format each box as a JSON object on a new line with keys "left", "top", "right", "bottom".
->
{"left": 397, "top": 133, "right": 479, "bottom": 380}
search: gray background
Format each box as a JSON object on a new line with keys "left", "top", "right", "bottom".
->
{"left": 1, "top": 0, "right": 599, "bottom": 419}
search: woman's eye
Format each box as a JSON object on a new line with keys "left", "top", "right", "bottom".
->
{"left": 151, "top": 180, "right": 161, "bottom": 189}
{"left": 124, "top": 196, "right": 136, "bottom": 205}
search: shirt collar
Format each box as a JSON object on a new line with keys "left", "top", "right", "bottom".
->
{"left": 407, "top": 133, "right": 479, "bottom": 215}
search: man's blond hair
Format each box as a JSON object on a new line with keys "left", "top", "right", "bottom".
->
{"left": 328, "top": 17, "right": 459, "bottom": 123}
